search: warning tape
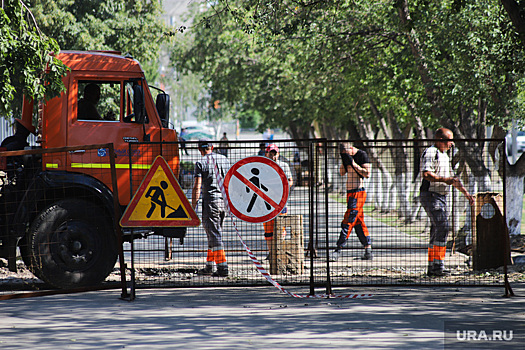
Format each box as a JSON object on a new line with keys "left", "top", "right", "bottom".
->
{"left": 207, "top": 154, "right": 372, "bottom": 299}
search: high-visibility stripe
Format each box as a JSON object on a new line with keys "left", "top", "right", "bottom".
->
{"left": 46, "top": 163, "right": 151, "bottom": 170}
{"left": 71, "top": 163, "right": 111, "bottom": 169}
{"left": 206, "top": 249, "right": 214, "bottom": 263}
{"left": 435, "top": 246, "right": 446, "bottom": 261}
{"left": 215, "top": 250, "right": 226, "bottom": 264}
{"left": 428, "top": 246, "right": 435, "bottom": 262}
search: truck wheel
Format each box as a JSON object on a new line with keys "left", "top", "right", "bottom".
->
{"left": 29, "top": 199, "right": 118, "bottom": 289}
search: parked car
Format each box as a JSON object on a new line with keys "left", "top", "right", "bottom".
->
{"left": 182, "top": 125, "right": 214, "bottom": 140}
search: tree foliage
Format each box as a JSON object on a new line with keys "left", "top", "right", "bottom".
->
{"left": 0, "top": 0, "right": 68, "bottom": 117}
{"left": 1, "top": 0, "right": 171, "bottom": 121}
{"left": 171, "top": 0, "right": 525, "bottom": 139}
{"left": 29, "top": 0, "right": 169, "bottom": 65}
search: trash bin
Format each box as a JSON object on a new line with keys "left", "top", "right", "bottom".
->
{"left": 270, "top": 215, "right": 304, "bottom": 275}
{"left": 471, "top": 192, "right": 511, "bottom": 270}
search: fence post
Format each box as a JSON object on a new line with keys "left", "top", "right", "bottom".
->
{"left": 322, "top": 140, "right": 332, "bottom": 295}
{"left": 308, "top": 140, "right": 316, "bottom": 295}
{"left": 108, "top": 143, "right": 129, "bottom": 300}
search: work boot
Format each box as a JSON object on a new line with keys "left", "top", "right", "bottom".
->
{"left": 329, "top": 250, "right": 339, "bottom": 262}
{"left": 197, "top": 265, "right": 216, "bottom": 276}
{"left": 212, "top": 265, "right": 229, "bottom": 277}
{"left": 432, "top": 270, "right": 450, "bottom": 277}
{"left": 427, "top": 265, "right": 450, "bottom": 277}
{"left": 362, "top": 248, "right": 373, "bottom": 260}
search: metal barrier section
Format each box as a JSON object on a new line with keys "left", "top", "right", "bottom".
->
{"left": 0, "top": 138, "right": 512, "bottom": 298}
{"left": 0, "top": 144, "right": 126, "bottom": 299}
{"left": 126, "top": 138, "right": 512, "bottom": 291}
{"left": 319, "top": 139, "right": 508, "bottom": 289}
{"left": 125, "top": 140, "right": 309, "bottom": 289}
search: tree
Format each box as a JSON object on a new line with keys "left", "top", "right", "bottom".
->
{"left": 0, "top": 0, "right": 68, "bottom": 119}
{"left": 499, "top": 0, "right": 525, "bottom": 236}
{"left": 172, "top": 0, "right": 525, "bottom": 227}
{"left": 1, "top": 0, "right": 171, "bottom": 124}
{"left": 29, "top": 1, "right": 169, "bottom": 66}
{"left": 501, "top": 0, "right": 525, "bottom": 47}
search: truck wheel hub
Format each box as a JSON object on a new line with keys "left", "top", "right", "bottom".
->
{"left": 52, "top": 221, "right": 96, "bottom": 270}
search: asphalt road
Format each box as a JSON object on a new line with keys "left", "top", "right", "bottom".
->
{"left": 0, "top": 284, "right": 524, "bottom": 349}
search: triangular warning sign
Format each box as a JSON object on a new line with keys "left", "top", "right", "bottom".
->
{"left": 120, "top": 156, "right": 200, "bottom": 227}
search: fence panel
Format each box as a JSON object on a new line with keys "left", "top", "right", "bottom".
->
{"left": 126, "top": 140, "right": 310, "bottom": 288}
{"left": 127, "top": 138, "right": 510, "bottom": 291}
{"left": 319, "top": 139, "right": 507, "bottom": 288}
{"left": 0, "top": 138, "right": 511, "bottom": 298}
{"left": 0, "top": 145, "right": 126, "bottom": 298}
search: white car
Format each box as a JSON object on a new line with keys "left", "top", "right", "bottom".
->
{"left": 181, "top": 125, "right": 214, "bottom": 140}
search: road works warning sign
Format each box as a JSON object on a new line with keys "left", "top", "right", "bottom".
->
{"left": 224, "top": 156, "right": 289, "bottom": 223}
{"left": 120, "top": 156, "right": 200, "bottom": 227}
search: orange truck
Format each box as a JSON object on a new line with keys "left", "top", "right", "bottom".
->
{"left": 0, "top": 51, "right": 181, "bottom": 288}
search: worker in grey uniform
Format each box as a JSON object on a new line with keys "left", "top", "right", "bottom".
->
{"left": 192, "top": 139, "right": 231, "bottom": 277}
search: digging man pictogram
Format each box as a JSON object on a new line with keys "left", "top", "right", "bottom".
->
{"left": 145, "top": 180, "right": 186, "bottom": 219}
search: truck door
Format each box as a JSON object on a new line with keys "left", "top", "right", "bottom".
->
{"left": 66, "top": 79, "right": 161, "bottom": 204}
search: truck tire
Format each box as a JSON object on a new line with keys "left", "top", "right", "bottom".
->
{"left": 29, "top": 199, "right": 118, "bottom": 289}
{"left": 18, "top": 237, "right": 36, "bottom": 274}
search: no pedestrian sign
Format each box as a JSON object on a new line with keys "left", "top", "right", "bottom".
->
{"left": 224, "top": 156, "right": 289, "bottom": 223}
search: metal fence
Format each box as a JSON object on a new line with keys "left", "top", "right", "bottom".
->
{"left": 0, "top": 138, "right": 514, "bottom": 299}
{"left": 0, "top": 144, "right": 127, "bottom": 299}
{"left": 125, "top": 138, "right": 512, "bottom": 295}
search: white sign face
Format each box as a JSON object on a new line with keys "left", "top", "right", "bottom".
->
{"left": 224, "top": 156, "right": 289, "bottom": 223}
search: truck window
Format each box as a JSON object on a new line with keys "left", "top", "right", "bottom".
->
{"left": 77, "top": 81, "right": 120, "bottom": 122}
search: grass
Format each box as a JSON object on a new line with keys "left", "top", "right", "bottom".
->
{"left": 364, "top": 206, "right": 430, "bottom": 238}
{"left": 329, "top": 193, "right": 430, "bottom": 238}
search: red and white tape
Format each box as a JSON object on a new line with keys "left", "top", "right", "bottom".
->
{"left": 208, "top": 154, "right": 372, "bottom": 299}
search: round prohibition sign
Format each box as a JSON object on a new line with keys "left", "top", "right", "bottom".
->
{"left": 224, "top": 156, "right": 289, "bottom": 223}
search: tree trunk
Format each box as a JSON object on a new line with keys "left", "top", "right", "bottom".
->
{"left": 506, "top": 175, "right": 524, "bottom": 236}
{"left": 288, "top": 121, "right": 313, "bottom": 147}
{"left": 505, "top": 153, "right": 525, "bottom": 236}
{"left": 386, "top": 110, "right": 411, "bottom": 218}
{"left": 397, "top": 0, "right": 446, "bottom": 122}
{"left": 501, "top": 0, "right": 525, "bottom": 48}
{"left": 354, "top": 113, "right": 392, "bottom": 212}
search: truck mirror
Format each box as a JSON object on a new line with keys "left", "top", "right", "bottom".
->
{"left": 133, "top": 84, "right": 145, "bottom": 123}
{"left": 156, "top": 93, "right": 170, "bottom": 128}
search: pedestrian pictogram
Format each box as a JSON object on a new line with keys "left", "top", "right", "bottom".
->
{"left": 120, "top": 156, "right": 200, "bottom": 227}
{"left": 224, "top": 156, "right": 289, "bottom": 223}
{"left": 246, "top": 168, "right": 271, "bottom": 212}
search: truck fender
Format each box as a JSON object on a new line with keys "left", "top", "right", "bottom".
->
{"left": 14, "top": 171, "right": 117, "bottom": 237}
